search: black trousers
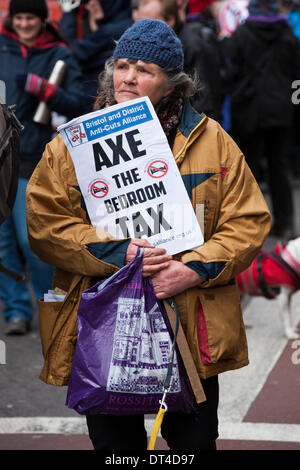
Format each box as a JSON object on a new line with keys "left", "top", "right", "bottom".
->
{"left": 235, "top": 127, "right": 294, "bottom": 231}
{"left": 86, "top": 375, "right": 219, "bottom": 451}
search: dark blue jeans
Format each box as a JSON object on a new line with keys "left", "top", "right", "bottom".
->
{"left": 0, "top": 177, "right": 54, "bottom": 323}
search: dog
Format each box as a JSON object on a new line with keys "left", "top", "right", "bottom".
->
{"left": 236, "top": 237, "right": 300, "bottom": 339}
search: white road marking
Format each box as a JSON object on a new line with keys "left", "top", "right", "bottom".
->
{"left": 218, "top": 422, "right": 300, "bottom": 443}
{"left": 0, "top": 417, "right": 299, "bottom": 443}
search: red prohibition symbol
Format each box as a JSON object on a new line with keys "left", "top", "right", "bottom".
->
{"left": 147, "top": 160, "right": 168, "bottom": 178}
{"left": 90, "top": 180, "right": 109, "bottom": 198}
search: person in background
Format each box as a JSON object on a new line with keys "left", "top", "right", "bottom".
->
{"left": 132, "top": 0, "right": 227, "bottom": 122}
{"left": 59, "top": 0, "right": 133, "bottom": 109}
{"left": 0, "top": 0, "right": 86, "bottom": 335}
{"left": 227, "top": 0, "right": 300, "bottom": 240}
{"left": 281, "top": 0, "right": 300, "bottom": 178}
{"left": 281, "top": 0, "right": 300, "bottom": 41}
{"left": 185, "top": 0, "right": 231, "bottom": 127}
{"left": 26, "top": 19, "right": 271, "bottom": 450}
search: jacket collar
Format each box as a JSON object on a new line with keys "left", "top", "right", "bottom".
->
{"left": 179, "top": 100, "right": 206, "bottom": 138}
{"left": 174, "top": 100, "right": 208, "bottom": 164}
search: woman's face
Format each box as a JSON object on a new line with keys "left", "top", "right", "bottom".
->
{"left": 113, "top": 58, "right": 173, "bottom": 108}
{"left": 12, "top": 13, "right": 43, "bottom": 46}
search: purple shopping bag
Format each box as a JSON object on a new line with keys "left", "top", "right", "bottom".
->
{"left": 66, "top": 248, "right": 198, "bottom": 416}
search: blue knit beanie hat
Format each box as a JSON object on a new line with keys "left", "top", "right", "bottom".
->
{"left": 248, "top": 0, "right": 280, "bottom": 16}
{"left": 113, "top": 19, "right": 184, "bottom": 72}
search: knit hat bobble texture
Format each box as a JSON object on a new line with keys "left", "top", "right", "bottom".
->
{"left": 113, "top": 19, "right": 184, "bottom": 72}
{"left": 9, "top": 0, "right": 48, "bottom": 20}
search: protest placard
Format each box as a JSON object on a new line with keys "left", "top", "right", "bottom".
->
{"left": 58, "top": 96, "right": 203, "bottom": 255}
{"left": 219, "top": 0, "right": 249, "bottom": 37}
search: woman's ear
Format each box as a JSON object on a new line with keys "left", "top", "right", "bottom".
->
{"left": 163, "top": 86, "right": 175, "bottom": 99}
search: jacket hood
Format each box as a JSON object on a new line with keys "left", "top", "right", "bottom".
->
{"left": 97, "top": 0, "right": 132, "bottom": 24}
{"left": 245, "top": 18, "right": 290, "bottom": 43}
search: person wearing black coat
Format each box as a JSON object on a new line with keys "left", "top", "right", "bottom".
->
{"left": 132, "top": 0, "right": 227, "bottom": 122}
{"left": 178, "top": 16, "right": 226, "bottom": 123}
{"left": 227, "top": 0, "right": 300, "bottom": 239}
{"left": 59, "top": 0, "right": 133, "bottom": 109}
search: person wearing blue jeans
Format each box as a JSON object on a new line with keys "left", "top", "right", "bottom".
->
{"left": 0, "top": 0, "right": 87, "bottom": 334}
{"left": 0, "top": 177, "right": 54, "bottom": 334}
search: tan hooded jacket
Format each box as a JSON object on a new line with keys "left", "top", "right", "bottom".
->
{"left": 26, "top": 102, "right": 271, "bottom": 386}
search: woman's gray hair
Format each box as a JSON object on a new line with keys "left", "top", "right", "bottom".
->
{"left": 93, "top": 57, "right": 199, "bottom": 111}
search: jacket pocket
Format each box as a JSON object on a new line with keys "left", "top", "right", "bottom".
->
{"left": 38, "top": 300, "right": 63, "bottom": 358}
{"left": 196, "top": 297, "right": 212, "bottom": 365}
{"left": 197, "top": 284, "right": 244, "bottom": 364}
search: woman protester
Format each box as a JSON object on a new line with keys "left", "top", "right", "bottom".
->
{"left": 26, "top": 19, "right": 271, "bottom": 450}
{"left": 0, "top": 0, "right": 86, "bottom": 335}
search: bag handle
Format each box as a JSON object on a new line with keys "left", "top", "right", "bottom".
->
{"left": 97, "top": 246, "right": 145, "bottom": 292}
{"left": 136, "top": 246, "right": 145, "bottom": 258}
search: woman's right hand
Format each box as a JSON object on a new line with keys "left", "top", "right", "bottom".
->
{"left": 126, "top": 238, "right": 172, "bottom": 277}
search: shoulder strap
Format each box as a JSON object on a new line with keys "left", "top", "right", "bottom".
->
{"left": 0, "top": 105, "right": 23, "bottom": 163}
{"left": 246, "top": 42, "right": 277, "bottom": 82}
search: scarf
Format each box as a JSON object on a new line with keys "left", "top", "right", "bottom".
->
{"left": 157, "top": 96, "right": 184, "bottom": 139}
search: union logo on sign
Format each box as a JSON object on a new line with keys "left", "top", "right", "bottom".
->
{"left": 65, "top": 122, "right": 88, "bottom": 147}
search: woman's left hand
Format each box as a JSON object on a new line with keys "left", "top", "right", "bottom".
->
{"left": 151, "top": 260, "right": 204, "bottom": 299}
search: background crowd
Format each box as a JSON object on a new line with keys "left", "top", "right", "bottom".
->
{"left": 1, "top": 0, "right": 300, "bottom": 335}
